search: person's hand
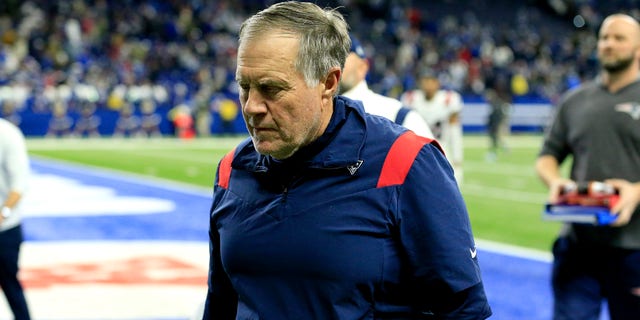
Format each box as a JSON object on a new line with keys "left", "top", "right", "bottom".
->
{"left": 604, "top": 179, "right": 640, "bottom": 227}
{"left": 0, "top": 206, "right": 8, "bottom": 224}
{"left": 548, "top": 178, "right": 575, "bottom": 204}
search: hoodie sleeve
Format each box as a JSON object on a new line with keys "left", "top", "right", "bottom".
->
{"left": 396, "top": 142, "right": 492, "bottom": 319}
{"left": 202, "top": 158, "right": 238, "bottom": 320}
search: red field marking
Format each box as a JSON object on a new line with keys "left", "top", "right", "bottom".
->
{"left": 20, "top": 256, "right": 207, "bottom": 288}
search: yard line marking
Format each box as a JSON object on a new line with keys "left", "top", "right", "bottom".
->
{"left": 476, "top": 239, "right": 551, "bottom": 262}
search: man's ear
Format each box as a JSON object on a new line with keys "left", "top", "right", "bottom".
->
{"left": 322, "top": 67, "right": 341, "bottom": 98}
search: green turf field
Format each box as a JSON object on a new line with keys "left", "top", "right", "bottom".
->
{"left": 26, "top": 134, "right": 564, "bottom": 252}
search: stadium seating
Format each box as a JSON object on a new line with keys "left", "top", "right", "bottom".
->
{"left": 0, "top": 0, "right": 635, "bottom": 136}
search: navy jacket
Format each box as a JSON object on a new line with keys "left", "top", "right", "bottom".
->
{"left": 204, "top": 96, "right": 491, "bottom": 319}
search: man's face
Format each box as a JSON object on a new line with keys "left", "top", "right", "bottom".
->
{"left": 340, "top": 53, "right": 367, "bottom": 93}
{"left": 236, "top": 33, "right": 330, "bottom": 159}
{"left": 597, "top": 17, "right": 640, "bottom": 73}
{"left": 419, "top": 77, "right": 440, "bottom": 97}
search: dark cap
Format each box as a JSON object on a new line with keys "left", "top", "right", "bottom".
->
{"left": 349, "top": 34, "right": 366, "bottom": 59}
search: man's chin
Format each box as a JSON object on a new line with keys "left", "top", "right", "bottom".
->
{"left": 254, "top": 143, "right": 297, "bottom": 159}
{"left": 252, "top": 139, "right": 279, "bottom": 156}
{"left": 601, "top": 57, "right": 634, "bottom": 74}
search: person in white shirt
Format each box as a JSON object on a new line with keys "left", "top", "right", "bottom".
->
{"left": 340, "top": 36, "right": 434, "bottom": 139}
{"left": 0, "top": 118, "right": 32, "bottom": 320}
{"left": 401, "top": 70, "right": 464, "bottom": 184}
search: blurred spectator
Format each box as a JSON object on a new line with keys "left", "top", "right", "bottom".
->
{"left": 1, "top": 101, "right": 21, "bottom": 127}
{"left": 401, "top": 69, "right": 465, "bottom": 184}
{"left": 211, "top": 94, "right": 239, "bottom": 136}
{"left": 168, "top": 103, "right": 194, "bottom": 139}
{"left": 139, "top": 99, "right": 162, "bottom": 137}
{"left": 0, "top": 0, "right": 637, "bottom": 137}
{"left": 340, "top": 34, "right": 434, "bottom": 139}
{"left": 45, "top": 101, "right": 73, "bottom": 138}
{"left": 485, "top": 88, "right": 512, "bottom": 162}
{"left": 194, "top": 101, "right": 212, "bottom": 137}
{"left": 72, "top": 102, "right": 101, "bottom": 138}
{"left": 193, "top": 68, "right": 215, "bottom": 137}
{"left": 113, "top": 103, "right": 140, "bottom": 138}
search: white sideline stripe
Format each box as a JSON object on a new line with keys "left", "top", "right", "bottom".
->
{"left": 476, "top": 238, "right": 552, "bottom": 262}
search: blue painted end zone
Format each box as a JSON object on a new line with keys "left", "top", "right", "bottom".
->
{"left": 23, "top": 159, "right": 212, "bottom": 242}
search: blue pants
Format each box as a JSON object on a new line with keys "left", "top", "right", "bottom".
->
{"left": 0, "top": 225, "right": 31, "bottom": 320}
{"left": 552, "top": 236, "right": 640, "bottom": 320}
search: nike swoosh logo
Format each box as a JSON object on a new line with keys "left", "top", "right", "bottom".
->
{"left": 470, "top": 247, "right": 477, "bottom": 259}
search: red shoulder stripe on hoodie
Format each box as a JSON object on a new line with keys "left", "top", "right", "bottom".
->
{"left": 377, "top": 131, "right": 442, "bottom": 188}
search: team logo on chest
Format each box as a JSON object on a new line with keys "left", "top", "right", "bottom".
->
{"left": 347, "top": 160, "right": 364, "bottom": 175}
{"left": 615, "top": 102, "right": 640, "bottom": 120}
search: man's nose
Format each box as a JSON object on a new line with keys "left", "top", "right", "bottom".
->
{"left": 243, "top": 90, "right": 267, "bottom": 115}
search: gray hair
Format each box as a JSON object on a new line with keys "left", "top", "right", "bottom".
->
{"left": 239, "top": 1, "right": 350, "bottom": 88}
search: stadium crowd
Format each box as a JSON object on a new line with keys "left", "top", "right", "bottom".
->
{"left": 0, "top": 0, "right": 636, "bottom": 136}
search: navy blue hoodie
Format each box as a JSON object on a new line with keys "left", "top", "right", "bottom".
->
{"left": 204, "top": 96, "right": 491, "bottom": 319}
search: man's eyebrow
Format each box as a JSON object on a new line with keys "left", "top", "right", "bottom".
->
{"left": 259, "top": 79, "right": 289, "bottom": 87}
{"left": 236, "top": 77, "right": 285, "bottom": 84}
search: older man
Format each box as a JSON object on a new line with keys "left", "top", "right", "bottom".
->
{"left": 203, "top": 2, "right": 491, "bottom": 319}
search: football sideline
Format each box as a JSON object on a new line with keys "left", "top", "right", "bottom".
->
{"left": 0, "top": 157, "right": 608, "bottom": 320}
